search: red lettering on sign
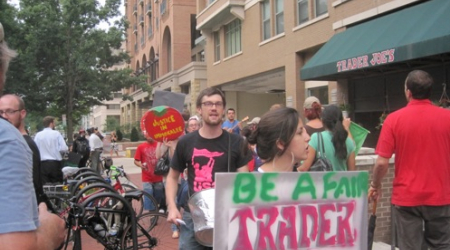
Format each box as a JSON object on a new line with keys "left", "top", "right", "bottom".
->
{"left": 230, "top": 201, "right": 358, "bottom": 249}
{"left": 299, "top": 205, "right": 318, "bottom": 248}
{"left": 337, "top": 61, "right": 342, "bottom": 72}
{"left": 256, "top": 207, "right": 278, "bottom": 250}
{"left": 388, "top": 49, "right": 395, "bottom": 62}
{"left": 337, "top": 50, "right": 394, "bottom": 72}
{"left": 230, "top": 207, "right": 255, "bottom": 250}
{"left": 278, "top": 206, "right": 298, "bottom": 250}
{"left": 318, "top": 203, "right": 336, "bottom": 246}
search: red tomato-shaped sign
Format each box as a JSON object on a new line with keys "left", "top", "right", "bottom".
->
{"left": 142, "top": 106, "right": 185, "bottom": 142}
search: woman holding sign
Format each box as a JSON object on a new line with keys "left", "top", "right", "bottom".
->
{"left": 247, "top": 107, "right": 310, "bottom": 172}
{"left": 298, "top": 105, "right": 356, "bottom": 172}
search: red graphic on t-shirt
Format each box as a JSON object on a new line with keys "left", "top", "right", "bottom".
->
{"left": 192, "top": 148, "right": 224, "bottom": 192}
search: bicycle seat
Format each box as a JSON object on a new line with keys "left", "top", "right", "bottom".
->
{"left": 124, "top": 190, "right": 143, "bottom": 200}
{"left": 62, "top": 166, "right": 81, "bottom": 179}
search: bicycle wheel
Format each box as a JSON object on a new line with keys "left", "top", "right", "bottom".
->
{"left": 73, "top": 171, "right": 101, "bottom": 181}
{"left": 81, "top": 192, "right": 137, "bottom": 249}
{"left": 74, "top": 183, "right": 118, "bottom": 204}
{"left": 121, "top": 212, "right": 178, "bottom": 250}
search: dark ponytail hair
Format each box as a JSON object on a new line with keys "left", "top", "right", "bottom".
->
{"left": 321, "top": 105, "right": 348, "bottom": 160}
{"left": 248, "top": 107, "right": 299, "bottom": 162}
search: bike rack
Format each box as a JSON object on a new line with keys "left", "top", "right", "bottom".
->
{"left": 80, "top": 192, "right": 138, "bottom": 250}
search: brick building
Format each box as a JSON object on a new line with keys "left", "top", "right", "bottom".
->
{"left": 121, "top": 0, "right": 207, "bottom": 126}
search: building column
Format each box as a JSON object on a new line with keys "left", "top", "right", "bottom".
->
{"left": 190, "top": 79, "right": 201, "bottom": 115}
{"left": 285, "top": 53, "right": 305, "bottom": 111}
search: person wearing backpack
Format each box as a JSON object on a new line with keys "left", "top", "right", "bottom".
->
{"left": 72, "top": 129, "right": 90, "bottom": 167}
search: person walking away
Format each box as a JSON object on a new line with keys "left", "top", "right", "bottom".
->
{"left": 72, "top": 129, "right": 90, "bottom": 167}
{"left": 247, "top": 108, "right": 310, "bottom": 172}
{"left": 0, "top": 21, "right": 65, "bottom": 249}
{"left": 298, "top": 105, "right": 355, "bottom": 172}
{"left": 369, "top": 70, "right": 450, "bottom": 250}
{"left": 303, "top": 96, "right": 324, "bottom": 136}
{"left": 87, "top": 127, "right": 103, "bottom": 174}
{"left": 221, "top": 108, "right": 242, "bottom": 134}
{"left": 134, "top": 135, "right": 164, "bottom": 212}
{"left": 34, "top": 116, "right": 69, "bottom": 184}
{"left": 110, "top": 131, "right": 119, "bottom": 157}
{"left": 166, "top": 87, "right": 251, "bottom": 250}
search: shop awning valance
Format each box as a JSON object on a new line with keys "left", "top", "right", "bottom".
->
{"left": 301, "top": 0, "right": 450, "bottom": 81}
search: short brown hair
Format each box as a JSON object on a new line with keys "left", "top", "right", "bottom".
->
{"left": 42, "top": 116, "right": 55, "bottom": 127}
{"left": 196, "top": 87, "right": 226, "bottom": 108}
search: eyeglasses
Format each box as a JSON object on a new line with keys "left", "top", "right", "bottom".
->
{"left": 201, "top": 101, "right": 223, "bottom": 108}
{"left": 0, "top": 109, "right": 22, "bottom": 116}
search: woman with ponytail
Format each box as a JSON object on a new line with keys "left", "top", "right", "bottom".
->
{"left": 298, "top": 105, "right": 356, "bottom": 171}
{"left": 247, "top": 107, "right": 310, "bottom": 172}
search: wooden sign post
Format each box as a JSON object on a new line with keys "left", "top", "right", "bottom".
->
{"left": 214, "top": 171, "right": 369, "bottom": 250}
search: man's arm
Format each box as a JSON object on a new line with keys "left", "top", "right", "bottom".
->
{"left": 166, "top": 168, "right": 181, "bottom": 225}
{"left": 58, "top": 133, "right": 68, "bottom": 152}
{"left": 0, "top": 203, "right": 66, "bottom": 250}
{"left": 368, "top": 156, "right": 390, "bottom": 201}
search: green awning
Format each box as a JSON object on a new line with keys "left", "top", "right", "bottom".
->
{"left": 301, "top": 0, "right": 450, "bottom": 81}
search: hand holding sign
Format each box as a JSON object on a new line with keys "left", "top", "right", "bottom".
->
{"left": 142, "top": 106, "right": 185, "bottom": 142}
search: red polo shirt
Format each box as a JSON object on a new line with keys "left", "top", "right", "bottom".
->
{"left": 376, "top": 99, "right": 450, "bottom": 206}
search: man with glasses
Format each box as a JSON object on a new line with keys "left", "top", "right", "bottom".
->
{"left": 166, "top": 87, "right": 251, "bottom": 250}
{"left": 0, "top": 94, "right": 49, "bottom": 205}
{"left": 0, "top": 22, "right": 65, "bottom": 249}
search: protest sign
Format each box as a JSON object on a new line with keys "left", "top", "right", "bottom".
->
{"left": 214, "top": 171, "right": 369, "bottom": 250}
{"left": 142, "top": 105, "right": 184, "bottom": 142}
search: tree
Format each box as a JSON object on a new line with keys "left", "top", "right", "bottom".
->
{"left": 130, "top": 127, "right": 139, "bottom": 142}
{"left": 3, "top": 0, "right": 150, "bottom": 143}
{"left": 116, "top": 128, "right": 123, "bottom": 141}
{"left": 104, "top": 116, "right": 120, "bottom": 132}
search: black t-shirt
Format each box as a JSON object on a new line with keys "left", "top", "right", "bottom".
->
{"left": 23, "top": 135, "right": 45, "bottom": 204}
{"left": 171, "top": 130, "right": 251, "bottom": 196}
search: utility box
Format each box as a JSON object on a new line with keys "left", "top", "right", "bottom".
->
{"left": 125, "top": 147, "right": 137, "bottom": 158}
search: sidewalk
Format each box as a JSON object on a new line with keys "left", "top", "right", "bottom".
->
{"left": 87, "top": 154, "right": 397, "bottom": 250}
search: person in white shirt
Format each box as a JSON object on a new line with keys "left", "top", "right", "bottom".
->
{"left": 87, "top": 127, "right": 103, "bottom": 173}
{"left": 34, "top": 116, "right": 68, "bottom": 184}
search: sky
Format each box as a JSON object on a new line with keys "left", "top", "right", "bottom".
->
{"left": 7, "top": 0, "right": 125, "bottom": 30}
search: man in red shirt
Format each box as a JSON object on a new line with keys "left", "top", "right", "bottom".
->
{"left": 134, "top": 135, "right": 164, "bottom": 211}
{"left": 369, "top": 70, "right": 450, "bottom": 249}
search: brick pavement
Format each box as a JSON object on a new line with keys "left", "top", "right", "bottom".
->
{"left": 79, "top": 171, "right": 178, "bottom": 250}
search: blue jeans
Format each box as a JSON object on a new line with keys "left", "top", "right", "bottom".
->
{"left": 142, "top": 182, "right": 164, "bottom": 211}
{"left": 179, "top": 211, "right": 212, "bottom": 250}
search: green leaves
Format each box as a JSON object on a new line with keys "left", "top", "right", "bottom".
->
{"left": 2, "top": 0, "right": 150, "bottom": 140}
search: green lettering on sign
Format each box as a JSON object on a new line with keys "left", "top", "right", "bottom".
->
{"left": 261, "top": 173, "right": 278, "bottom": 202}
{"left": 323, "top": 172, "right": 337, "bottom": 199}
{"left": 233, "top": 173, "right": 256, "bottom": 204}
{"left": 292, "top": 173, "right": 316, "bottom": 200}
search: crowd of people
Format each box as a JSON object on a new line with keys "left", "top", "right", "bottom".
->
{"left": 1, "top": 19, "right": 450, "bottom": 250}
